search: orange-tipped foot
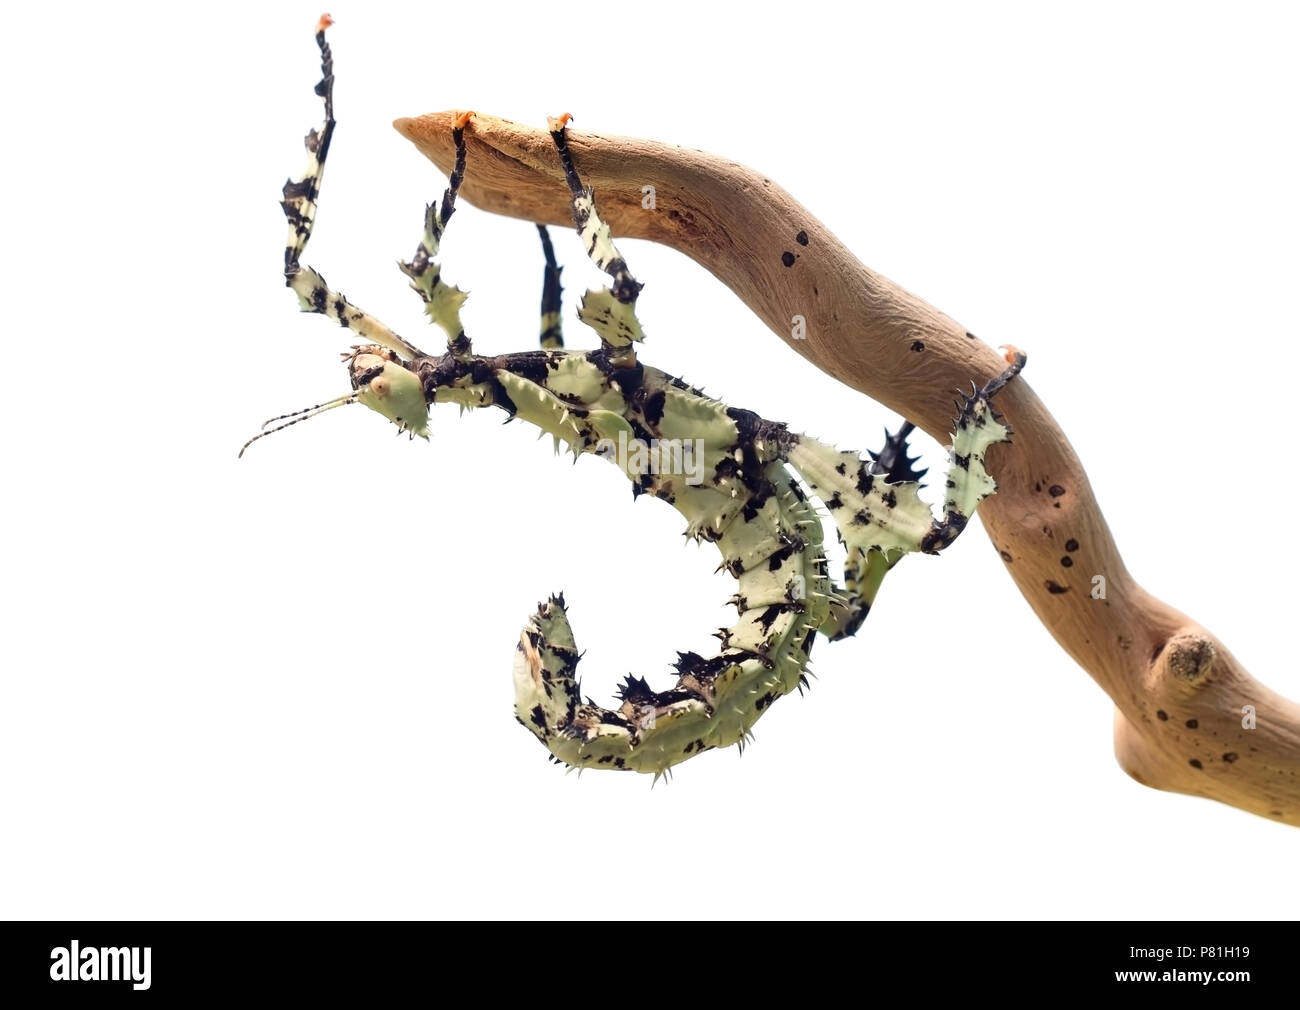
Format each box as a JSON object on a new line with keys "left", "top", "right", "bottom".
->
{"left": 316, "top": 13, "right": 334, "bottom": 32}
{"left": 547, "top": 113, "right": 573, "bottom": 133}
{"left": 453, "top": 109, "right": 477, "bottom": 130}
{"left": 1000, "top": 344, "right": 1022, "bottom": 364}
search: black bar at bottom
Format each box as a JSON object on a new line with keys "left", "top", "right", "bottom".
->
{"left": 0, "top": 920, "right": 1289, "bottom": 998}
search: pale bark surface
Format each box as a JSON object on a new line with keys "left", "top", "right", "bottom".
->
{"left": 395, "top": 112, "right": 1300, "bottom": 825}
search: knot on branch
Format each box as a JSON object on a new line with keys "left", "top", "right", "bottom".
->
{"left": 1156, "top": 633, "right": 1217, "bottom": 685}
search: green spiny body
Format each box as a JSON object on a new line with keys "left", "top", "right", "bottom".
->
{"left": 247, "top": 20, "right": 1026, "bottom": 778}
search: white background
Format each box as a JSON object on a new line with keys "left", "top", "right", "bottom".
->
{"left": 2, "top": 1, "right": 1297, "bottom": 919}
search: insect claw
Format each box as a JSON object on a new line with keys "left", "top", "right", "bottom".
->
{"left": 547, "top": 112, "right": 574, "bottom": 132}
{"left": 452, "top": 109, "right": 476, "bottom": 130}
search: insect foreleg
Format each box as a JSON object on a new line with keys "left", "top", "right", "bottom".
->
{"left": 242, "top": 17, "right": 432, "bottom": 456}
{"left": 281, "top": 16, "right": 423, "bottom": 361}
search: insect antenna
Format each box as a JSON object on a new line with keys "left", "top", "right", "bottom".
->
{"left": 238, "top": 392, "right": 358, "bottom": 458}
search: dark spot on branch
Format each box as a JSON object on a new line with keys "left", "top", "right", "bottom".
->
{"left": 1048, "top": 484, "right": 1066, "bottom": 497}
{"left": 1156, "top": 710, "right": 1168, "bottom": 721}
{"left": 781, "top": 251, "right": 796, "bottom": 267}
{"left": 1189, "top": 758, "right": 1203, "bottom": 770}
{"left": 1045, "top": 580, "right": 1070, "bottom": 594}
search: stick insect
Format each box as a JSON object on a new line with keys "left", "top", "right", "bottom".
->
{"left": 245, "top": 17, "right": 1027, "bottom": 779}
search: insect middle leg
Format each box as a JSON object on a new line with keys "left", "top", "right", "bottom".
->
{"left": 398, "top": 111, "right": 476, "bottom": 359}
{"left": 536, "top": 225, "right": 564, "bottom": 349}
{"left": 547, "top": 115, "right": 646, "bottom": 359}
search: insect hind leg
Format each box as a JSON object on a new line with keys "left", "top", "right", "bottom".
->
{"left": 822, "top": 422, "right": 928, "bottom": 640}
{"left": 789, "top": 348, "right": 1027, "bottom": 620}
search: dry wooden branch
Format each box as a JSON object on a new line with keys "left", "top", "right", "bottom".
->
{"left": 395, "top": 112, "right": 1299, "bottom": 825}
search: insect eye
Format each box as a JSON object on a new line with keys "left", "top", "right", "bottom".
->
{"left": 353, "top": 358, "right": 429, "bottom": 439}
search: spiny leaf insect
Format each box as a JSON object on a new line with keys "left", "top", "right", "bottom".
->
{"left": 243, "top": 16, "right": 1027, "bottom": 780}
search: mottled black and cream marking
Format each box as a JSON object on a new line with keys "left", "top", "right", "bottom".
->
{"left": 248, "top": 20, "right": 1028, "bottom": 777}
